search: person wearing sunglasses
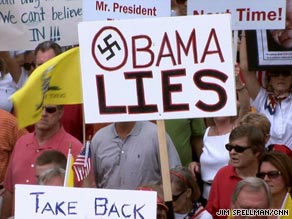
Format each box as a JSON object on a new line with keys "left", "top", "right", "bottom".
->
{"left": 1, "top": 104, "right": 83, "bottom": 219}
{"left": 257, "top": 151, "right": 292, "bottom": 218}
{"left": 240, "top": 32, "right": 292, "bottom": 151}
{"left": 206, "top": 124, "right": 266, "bottom": 219}
{"left": 170, "top": 166, "right": 212, "bottom": 219}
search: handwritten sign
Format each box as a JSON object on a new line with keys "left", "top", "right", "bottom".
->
{"left": 78, "top": 15, "right": 236, "bottom": 124}
{"left": 187, "top": 0, "right": 286, "bottom": 30}
{"left": 83, "top": 0, "right": 170, "bottom": 21}
{"left": 0, "top": 0, "right": 82, "bottom": 50}
{"left": 15, "top": 184, "right": 156, "bottom": 219}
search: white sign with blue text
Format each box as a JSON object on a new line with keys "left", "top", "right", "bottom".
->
{"left": 14, "top": 184, "right": 156, "bottom": 219}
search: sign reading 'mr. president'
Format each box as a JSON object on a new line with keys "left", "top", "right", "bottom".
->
{"left": 78, "top": 15, "right": 236, "bottom": 124}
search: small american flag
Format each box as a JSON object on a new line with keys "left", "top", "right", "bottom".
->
{"left": 73, "top": 140, "right": 91, "bottom": 182}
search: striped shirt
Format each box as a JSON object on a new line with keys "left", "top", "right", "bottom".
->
{"left": 0, "top": 109, "right": 28, "bottom": 182}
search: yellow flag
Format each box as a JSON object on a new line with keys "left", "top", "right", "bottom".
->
{"left": 64, "top": 147, "right": 74, "bottom": 187}
{"left": 280, "top": 193, "right": 292, "bottom": 219}
{"left": 11, "top": 47, "right": 82, "bottom": 128}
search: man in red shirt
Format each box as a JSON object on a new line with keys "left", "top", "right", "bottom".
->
{"left": 33, "top": 41, "right": 94, "bottom": 143}
{"left": 206, "top": 124, "right": 266, "bottom": 219}
{"left": 1, "top": 105, "right": 82, "bottom": 219}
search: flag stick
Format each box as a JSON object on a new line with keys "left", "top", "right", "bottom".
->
{"left": 84, "top": 135, "right": 91, "bottom": 167}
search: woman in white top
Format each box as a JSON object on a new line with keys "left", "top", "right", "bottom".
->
{"left": 200, "top": 116, "right": 235, "bottom": 200}
{"left": 189, "top": 64, "right": 250, "bottom": 201}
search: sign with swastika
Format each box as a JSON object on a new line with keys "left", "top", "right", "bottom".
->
{"left": 78, "top": 15, "right": 237, "bottom": 123}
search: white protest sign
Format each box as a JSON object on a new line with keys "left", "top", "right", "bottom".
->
{"left": 187, "top": 0, "right": 286, "bottom": 30}
{"left": 0, "top": 0, "right": 82, "bottom": 51}
{"left": 83, "top": 0, "right": 170, "bottom": 21}
{"left": 15, "top": 184, "right": 156, "bottom": 219}
{"left": 78, "top": 15, "right": 236, "bottom": 124}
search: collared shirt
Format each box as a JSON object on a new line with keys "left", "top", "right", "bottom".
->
{"left": 91, "top": 121, "right": 182, "bottom": 189}
{"left": 0, "top": 109, "right": 28, "bottom": 182}
{"left": 252, "top": 87, "right": 292, "bottom": 149}
{"left": 4, "top": 127, "right": 82, "bottom": 192}
{"left": 206, "top": 165, "right": 242, "bottom": 219}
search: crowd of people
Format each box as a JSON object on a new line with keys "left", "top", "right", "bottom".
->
{"left": 1, "top": 0, "right": 292, "bottom": 219}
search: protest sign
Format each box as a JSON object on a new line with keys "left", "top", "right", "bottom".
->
{"left": 0, "top": 0, "right": 82, "bottom": 50}
{"left": 83, "top": 0, "right": 170, "bottom": 21}
{"left": 15, "top": 184, "right": 156, "bottom": 219}
{"left": 78, "top": 14, "right": 236, "bottom": 124}
{"left": 187, "top": 0, "right": 286, "bottom": 30}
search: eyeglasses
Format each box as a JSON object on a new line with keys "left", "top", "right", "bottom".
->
{"left": 269, "top": 71, "right": 292, "bottom": 77}
{"left": 43, "top": 106, "right": 57, "bottom": 114}
{"left": 172, "top": 190, "right": 186, "bottom": 202}
{"left": 225, "top": 144, "right": 252, "bottom": 153}
{"left": 256, "top": 171, "right": 281, "bottom": 179}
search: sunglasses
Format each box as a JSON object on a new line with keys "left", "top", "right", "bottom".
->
{"left": 43, "top": 106, "right": 58, "bottom": 114}
{"left": 172, "top": 190, "right": 186, "bottom": 202}
{"left": 269, "top": 71, "right": 292, "bottom": 77}
{"left": 225, "top": 144, "right": 252, "bottom": 153}
{"left": 256, "top": 170, "right": 281, "bottom": 179}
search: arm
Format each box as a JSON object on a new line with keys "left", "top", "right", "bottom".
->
{"left": 239, "top": 32, "right": 261, "bottom": 100}
{"left": 191, "top": 136, "right": 203, "bottom": 161}
{"left": 0, "top": 51, "right": 21, "bottom": 84}
{"left": 0, "top": 190, "right": 13, "bottom": 219}
{"left": 188, "top": 161, "right": 200, "bottom": 176}
{"left": 234, "top": 64, "right": 251, "bottom": 125}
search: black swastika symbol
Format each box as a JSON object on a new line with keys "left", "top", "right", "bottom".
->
{"left": 97, "top": 34, "right": 121, "bottom": 60}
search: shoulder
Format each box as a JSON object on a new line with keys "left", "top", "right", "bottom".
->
{"left": 133, "top": 121, "right": 158, "bottom": 135}
{"left": 16, "top": 132, "right": 33, "bottom": 142}
{"left": 143, "top": 121, "right": 163, "bottom": 131}
{"left": 91, "top": 123, "right": 115, "bottom": 144}
{"left": 93, "top": 123, "right": 114, "bottom": 136}
{"left": 0, "top": 109, "right": 17, "bottom": 123}
{"left": 213, "top": 165, "right": 233, "bottom": 180}
{"left": 59, "top": 128, "right": 83, "bottom": 146}
{"left": 13, "top": 132, "right": 34, "bottom": 151}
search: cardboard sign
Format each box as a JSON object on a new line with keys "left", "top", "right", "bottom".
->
{"left": 15, "top": 184, "right": 156, "bottom": 219}
{"left": 0, "top": 0, "right": 82, "bottom": 50}
{"left": 188, "top": 0, "right": 286, "bottom": 30}
{"left": 78, "top": 15, "right": 236, "bottom": 124}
